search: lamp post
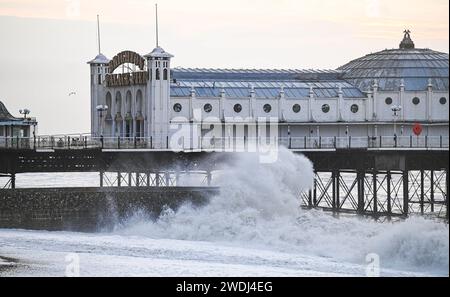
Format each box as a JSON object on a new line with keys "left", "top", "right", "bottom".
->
{"left": 19, "top": 108, "right": 30, "bottom": 119}
{"left": 391, "top": 105, "right": 402, "bottom": 147}
{"left": 96, "top": 105, "right": 108, "bottom": 137}
{"left": 19, "top": 109, "right": 31, "bottom": 138}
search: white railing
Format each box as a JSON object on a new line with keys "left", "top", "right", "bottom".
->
{"left": 0, "top": 135, "right": 448, "bottom": 151}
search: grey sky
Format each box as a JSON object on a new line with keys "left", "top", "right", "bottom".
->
{"left": 0, "top": 0, "right": 448, "bottom": 134}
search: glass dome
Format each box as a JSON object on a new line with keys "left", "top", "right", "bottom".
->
{"left": 338, "top": 32, "right": 449, "bottom": 92}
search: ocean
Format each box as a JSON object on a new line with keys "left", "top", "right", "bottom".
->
{"left": 0, "top": 148, "right": 448, "bottom": 277}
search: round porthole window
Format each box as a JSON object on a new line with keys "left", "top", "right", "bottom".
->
{"left": 385, "top": 97, "right": 393, "bottom": 105}
{"left": 292, "top": 104, "right": 301, "bottom": 113}
{"left": 322, "top": 104, "right": 330, "bottom": 113}
{"left": 412, "top": 97, "right": 420, "bottom": 105}
{"left": 350, "top": 104, "right": 359, "bottom": 113}
{"left": 204, "top": 103, "right": 212, "bottom": 113}
{"left": 263, "top": 104, "right": 272, "bottom": 113}
{"left": 440, "top": 97, "right": 447, "bottom": 105}
{"left": 173, "top": 103, "right": 182, "bottom": 112}
{"left": 233, "top": 104, "right": 242, "bottom": 113}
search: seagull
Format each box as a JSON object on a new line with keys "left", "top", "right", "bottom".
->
{"left": 68, "top": 91, "right": 77, "bottom": 96}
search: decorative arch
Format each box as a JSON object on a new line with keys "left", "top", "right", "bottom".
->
{"left": 115, "top": 92, "right": 123, "bottom": 116}
{"left": 114, "top": 91, "right": 123, "bottom": 137}
{"left": 105, "top": 92, "right": 112, "bottom": 116}
{"left": 136, "top": 89, "right": 143, "bottom": 114}
{"left": 135, "top": 89, "right": 144, "bottom": 138}
{"left": 125, "top": 90, "right": 132, "bottom": 114}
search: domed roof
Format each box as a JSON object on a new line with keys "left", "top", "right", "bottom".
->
{"left": 144, "top": 46, "right": 174, "bottom": 58}
{"left": 87, "top": 53, "right": 110, "bottom": 64}
{"left": 338, "top": 31, "right": 449, "bottom": 92}
{"left": 0, "top": 101, "right": 20, "bottom": 121}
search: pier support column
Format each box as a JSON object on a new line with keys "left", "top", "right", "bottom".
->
{"left": 117, "top": 172, "right": 121, "bottom": 187}
{"left": 403, "top": 171, "right": 409, "bottom": 216}
{"left": 313, "top": 171, "right": 318, "bottom": 206}
{"left": 308, "top": 188, "right": 313, "bottom": 207}
{"left": 420, "top": 170, "right": 425, "bottom": 214}
{"left": 446, "top": 169, "right": 449, "bottom": 220}
{"left": 386, "top": 171, "right": 392, "bottom": 217}
{"left": 156, "top": 173, "right": 160, "bottom": 187}
{"left": 373, "top": 172, "right": 378, "bottom": 214}
{"left": 165, "top": 172, "right": 170, "bottom": 187}
{"left": 357, "top": 171, "right": 365, "bottom": 214}
{"left": 100, "top": 171, "right": 104, "bottom": 187}
{"left": 332, "top": 171, "right": 340, "bottom": 210}
{"left": 335, "top": 171, "right": 340, "bottom": 210}
{"left": 206, "top": 171, "right": 212, "bottom": 186}
{"left": 11, "top": 173, "right": 15, "bottom": 189}
{"left": 332, "top": 171, "right": 336, "bottom": 210}
{"left": 430, "top": 170, "right": 434, "bottom": 213}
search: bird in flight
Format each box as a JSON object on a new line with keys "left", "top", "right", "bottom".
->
{"left": 68, "top": 91, "right": 77, "bottom": 96}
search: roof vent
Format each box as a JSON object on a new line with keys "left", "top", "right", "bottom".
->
{"left": 400, "top": 29, "right": 415, "bottom": 49}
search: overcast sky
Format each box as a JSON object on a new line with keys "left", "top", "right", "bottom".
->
{"left": 0, "top": 0, "right": 448, "bottom": 134}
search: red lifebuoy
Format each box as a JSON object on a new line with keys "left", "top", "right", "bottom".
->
{"left": 413, "top": 123, "right": 423, "bottom": 136}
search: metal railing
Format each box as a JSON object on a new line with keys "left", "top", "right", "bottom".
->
{"left": 0, "top": 135, "right": 448, "bottom": 151}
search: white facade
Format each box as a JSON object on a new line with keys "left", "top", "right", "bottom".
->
{"left": 89, "top": 41, "right": 449, "bottom": 149}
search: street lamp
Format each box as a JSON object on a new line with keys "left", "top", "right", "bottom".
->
{"left": 96, "top": 105, "right": 108, "bottom": 137}
{"left": 19, "top": 109, "right": 31, "bottom": 119}
{"left": 391, "top": 105, "right": 402, "bottom": 146}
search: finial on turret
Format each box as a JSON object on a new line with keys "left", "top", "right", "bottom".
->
{"left": 400, "top": 29, "right": 415, "bottom": 49}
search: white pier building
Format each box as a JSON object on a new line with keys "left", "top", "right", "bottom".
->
{"left": 89, "top": 31, "right": 449, "bottom": 149}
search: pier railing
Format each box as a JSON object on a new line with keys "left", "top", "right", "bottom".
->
{"left": 0, "top": 135, "right": 448, "bottom": 151}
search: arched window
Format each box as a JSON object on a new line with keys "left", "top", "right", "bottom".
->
{"left": 115, "top": 92, "right": 122, "bottom": 115}
{"left": 126, "top": 91, "right": 132, "bottom": 114}
{"left": 163, "top": 68, "right": 168, "bottom": 80}
{"left": 136, "top": 90, "right": 143, "bottom": 114}
{"left": 105, "top": 92, "right": 112, "bottom": 116}
{"left": 156, "top": 68, "right": 160, "bottom": 80}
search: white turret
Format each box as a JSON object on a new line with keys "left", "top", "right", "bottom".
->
{"left": 144, "top": 46, "right": 174, "bottom": 148}
{"left": 88, "top": 53, "right": 110, "bottom": 136}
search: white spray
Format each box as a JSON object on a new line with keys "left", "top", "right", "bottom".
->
{"left": 118, "top": 147, "right": 449, "bottom": 274}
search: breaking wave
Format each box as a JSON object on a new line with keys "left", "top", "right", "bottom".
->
{"left": 116, "top": 147, "right": 449, "bottom": 275}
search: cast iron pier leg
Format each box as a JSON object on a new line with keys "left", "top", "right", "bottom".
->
{"left": 403, "top": 171, "right": 409, "bottom": 216}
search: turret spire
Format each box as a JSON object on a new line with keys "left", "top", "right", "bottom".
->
{"left": 97, "top": 14, "right": 101, "bottom": 54}
{"left": 155, "top": 4, "right": 159, "bottom": 48}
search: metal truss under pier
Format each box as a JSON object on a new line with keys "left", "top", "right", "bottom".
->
{"left": 302, "top": 169, "right": 448, "bottom": 219}
{"left": 0, "top": 148, "right": 448, "bottom": 220}
{"left": 99, "top": 171, "right": 212, "bottom": 187}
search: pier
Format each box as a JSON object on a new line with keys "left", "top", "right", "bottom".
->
{"left": 1, "top": 134, "right": 448, "bottom": 230}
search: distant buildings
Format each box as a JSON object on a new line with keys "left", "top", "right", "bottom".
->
{"left": 0, "top": 101, "right": 37, "bottom": 138}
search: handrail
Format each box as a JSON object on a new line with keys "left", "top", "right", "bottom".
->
{"left": 0, "top": 135, "right": 448, "bottom": 150}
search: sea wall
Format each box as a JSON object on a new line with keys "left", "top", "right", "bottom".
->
{"left": 0, "top": 187, "right": 218, "bottom": 231}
